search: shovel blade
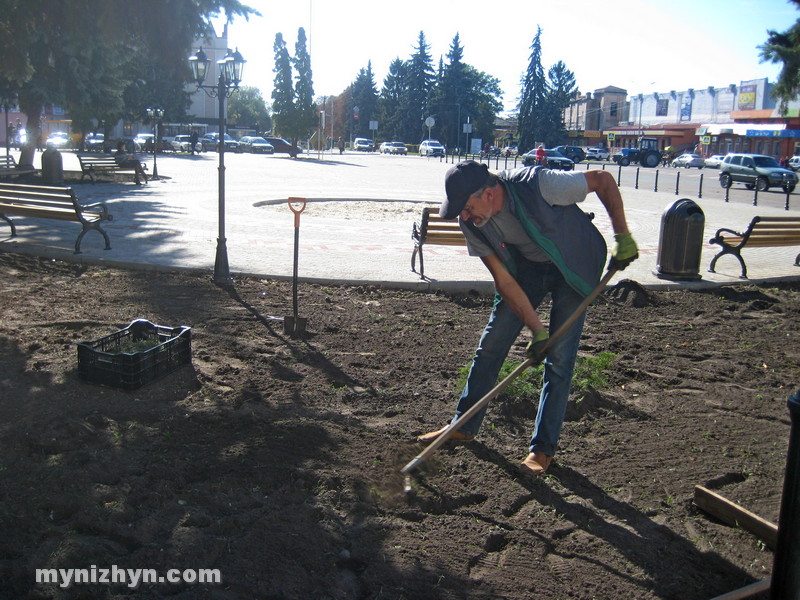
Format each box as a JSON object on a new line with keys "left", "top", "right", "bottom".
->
{"left": 283, "top": 316, "right": 308, "bottom": 336}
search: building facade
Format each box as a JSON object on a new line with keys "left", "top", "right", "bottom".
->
{"left": 561, "top": 78, "right": 800, "bottom": 160}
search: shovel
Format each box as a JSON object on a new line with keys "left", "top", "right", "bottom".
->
{"left": 401, "top": 267, "right": 618, "bottom": 475}
{"left": 284, "top": 197, "right": 308, "bottom": 336}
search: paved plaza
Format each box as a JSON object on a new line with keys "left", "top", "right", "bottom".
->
{"left": 2, "top": 149, "right": 799, "bottom": 293}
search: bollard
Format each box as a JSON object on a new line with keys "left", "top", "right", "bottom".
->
{"left": 656, "top": 198, "right": 705, "bottom": 280}
{"left": 698, "top": 173, "right": 703, "bottom": 199}
{"left": 770, "top": 389, "right": 800, "bottom": 600}
{"left": 654, "top": 169, "right": 659, "bottom": 192}
{"left": 675, "top": 171, "right": 680, "bottom": 195}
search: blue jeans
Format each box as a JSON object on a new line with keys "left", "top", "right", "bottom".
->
{"left": 452, "top": 261, "right": 587, "bottom": 457}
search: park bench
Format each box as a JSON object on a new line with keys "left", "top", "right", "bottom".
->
{"left": 78, "top": 154, "right": 145, "bottom": 184}
{"left": 411, "top": 206, "right": 466, "bottom": 279}
{"left": 0, "top": 155, "right": 37, "bottom": 180}
{"left": 708, "top": 215, "right": 800, "bottom": 278}
{"left": 0, "top": 182, "right": 113, "bottom": 253}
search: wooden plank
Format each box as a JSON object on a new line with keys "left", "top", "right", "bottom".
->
{"left": 693, "top": 485, "right": 778, "bottom": 549}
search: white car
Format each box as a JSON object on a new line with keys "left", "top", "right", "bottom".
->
{"left": 46, "top": 131, "right": 71, "bottom": 149}
{"left": 704, "top": 154, "right": 726, "bottom": 169}
{"left": 585, "top": 147, "right": 609, "bottom": 160}
{"left": 171, "top": 135, "right": 201, "bottom": 153}
{"left": 379, "top": 141, "right": 407, "bottom": 154}
{"left": 419, "top": 139, "right": 445, "bottom": 157}
{"left": 671, "top": 153, "right": 705, "bottom": 169}
{"left": 787, "top": 156, "right": 800, "bottom": 171}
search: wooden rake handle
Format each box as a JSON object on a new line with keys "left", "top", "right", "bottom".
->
{"left": 401, "top": 268, "right": 618, "bottom": 475}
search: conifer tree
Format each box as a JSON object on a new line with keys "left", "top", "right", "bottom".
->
{"left": 271, "top": 32, "right": 295, "bottom": 137}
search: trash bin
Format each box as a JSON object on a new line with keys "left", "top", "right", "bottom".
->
{"left": 41, "top": 143, "right": 64, "bottom": 185}
{"left": 656, "top": 198, "right": 704, "bottom": 280}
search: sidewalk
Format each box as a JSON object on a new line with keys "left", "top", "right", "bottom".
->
{"left": 2, "top": 151, "right": 799, "bottom": 293}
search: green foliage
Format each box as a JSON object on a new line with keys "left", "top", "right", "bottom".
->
{"left": 759, "top": 2, "right": 800, "bottom": 113}
{"left": 228, "top": 86, "right": 271, "bottom": 132}
{"left": 456, "top": 351, "right": 618, "bottom": 402}
{"left": 517, "top": 27, "right": 578, "bottom": 151}
{"left": 271, "top": 27, "right": 315, "bottom": 144}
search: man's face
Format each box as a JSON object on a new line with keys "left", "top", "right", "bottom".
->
{"left": 460, "top": 187, "right": 495, "bottom": 227}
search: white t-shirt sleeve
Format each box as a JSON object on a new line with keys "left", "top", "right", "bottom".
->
{"left": 536, "top": 169, "right": 589, "bottom": 206}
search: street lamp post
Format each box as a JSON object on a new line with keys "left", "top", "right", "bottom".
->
{"left": 146, "top": 107, "right": 163, "bottom": 180}
{"left": 1, "top": 91, "right": 18, "bottom": 158}
{"left": 188, "top": 47, "right": 245, "bottom": 286}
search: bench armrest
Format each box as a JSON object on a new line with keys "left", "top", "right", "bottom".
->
{"left": 82, "top": 201, "right": 112, "bottom": 220}
{"left": 710, "top": 227, "right": 742, "bottom": 244}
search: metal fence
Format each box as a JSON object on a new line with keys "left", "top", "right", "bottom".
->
{"left": 441, "top": 152, "right": 796, "bottom": 212}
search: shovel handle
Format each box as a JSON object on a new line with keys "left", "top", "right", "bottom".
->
{"left": 288, "top": 197, "right": 307, "bottom": 227}
{"left": 401, "top": 267, "right": 618, "bottom": 475}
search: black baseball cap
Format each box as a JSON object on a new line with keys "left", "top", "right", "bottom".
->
{"left": 440, "top": 160, "right": 490, "bottom": 219}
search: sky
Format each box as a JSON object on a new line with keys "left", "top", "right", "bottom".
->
{"left": 216, "top": 0, "right": 798, "bottom": 115}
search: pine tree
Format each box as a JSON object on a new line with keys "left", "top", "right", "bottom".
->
{"left": 401, "top": 31, "right": 435, "bottom": 143}
{"left": 379, "top": 58, "right": 408, "bottom": 141}
{"left": 271, "top": 32, "right": 295, "bottom": 137}
{"left": 350, "top": 62, "right": 379, "bottom": 139}
{"left": 517, "top": 27, "right": 547, "bottom": 153}
{"left": 293, "top": 27, "right": 316, "bottom": 143}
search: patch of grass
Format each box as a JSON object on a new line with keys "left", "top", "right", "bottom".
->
{"left": 456, "top": 351, "right": 618, "bottom": 400}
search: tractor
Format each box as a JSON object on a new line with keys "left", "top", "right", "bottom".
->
{"left": 612, "top": 136, "right": 662, "bottom": 168}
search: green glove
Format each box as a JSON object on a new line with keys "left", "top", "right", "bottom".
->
{"left": 610, "top": 232, "right": 639, "bottom": 271}
{"left": 525, "top": 328, "right": 549, "bottom": 364}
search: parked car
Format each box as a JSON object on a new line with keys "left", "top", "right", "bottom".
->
{"left": 201, "top": 132, "right": 239, "bottom": 152}
{"left": 419, "top": 139, "right": 445, "bottom": 157}
{"left": 719, "top": 153, "right": 798, "bottom": 192}
{"left": 133, "top": 133, "right": 155, "bottom": 151}
{"left": 85, "top": 133, "right": 105, "bottom": 152}
{"left": 522, "top": 148, "right": 574, "bottom": 170}
{"left": 46, "top": 131, "right": 71, "bottom": 149}
{"left": 171, "top": 134, "right": 202, "bottom": 153}
{"left": 671, "top": 153, "right": 705, "bottom": 169}
{"left": 502, "top": 145, "right": 518, "bottom": 156}
{"left": 788, "top": 156, "right": 800, "bottom": 171}
{"left": 585, "top": 147, "right": 610, "bottom": 161}
{"left": 353, "top": 138, "right": 375, "bottom": 152}
{"left": 262, "top": 136, "right": 301, "bottom": 158}
{"left": 704, "top": 154, "right": 726, "bottom": 169}
{"left": 554, "top": 145, "right": 586, "bottom": 163}
{"left": 238, "top": 136, "right": 274, "bottom": 154}
{"left": 379, "top": 141, "right": 407, "bottom": 154}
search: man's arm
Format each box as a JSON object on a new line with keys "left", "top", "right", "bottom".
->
{"left": 584, "top": 169, "right": 629, "bottom": 234}
{"left": 480, "top": 254, "right": 545, "bottom": 332}
{"left": 584, "top": 169, "right": 638, "bottom": 270}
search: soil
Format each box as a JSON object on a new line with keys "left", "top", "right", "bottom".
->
{"left": 1, "top": 250, "right": 798, "bottom": 600}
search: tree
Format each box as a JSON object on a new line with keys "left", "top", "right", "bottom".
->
{"left": 400, "top": 31, "right": 435, "bottom": 143}
{"left": 379, "top": 58, "right": 408, "bottom": 141}
{"left": 0, "top": 0, "right": 256, "bottom": 166}
{"left": 517, "top": 27, "right": 547, "bottom": 153}
{"left": 349, "top": 62, "right": 378, "bottom": 139}
{"left": 292, "top": 27, "right": 316, "bottom": 141}
{"left": 271, "top": 27, "right": 316, "bottom": 148}
{"left": 759, "top": 0, "right": 800, "bottom": 112}
{"left": 228, "top": 86, "right": 271, "bottom": 133}
{"left": 271, "top": 32, "right": 294, "bottom": 136}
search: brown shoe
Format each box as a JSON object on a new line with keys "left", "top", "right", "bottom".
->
{"left": 417, "top": 425, "right": 474, "bottom": 443}
{"left": 520, "top": 452, "right": 553, "bottom": 476}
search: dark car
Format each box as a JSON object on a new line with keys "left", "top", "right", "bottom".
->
{"left": 522, "top": 148, "right": 574, "bottom": 170}
{"left": 262, "top": 136, "right": 301, "bottom": 158}
{"left": 719, "top": 153, "right": 797, "bottom": 192}
{"left": 201, "top": 133, "right": 239, "bottom": 152}
{"left": 554, "top": 145, "right": 585, "bottom": 163}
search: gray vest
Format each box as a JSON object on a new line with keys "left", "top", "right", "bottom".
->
{"left": 465, "top": 166, "right": 607, "bottom": 297}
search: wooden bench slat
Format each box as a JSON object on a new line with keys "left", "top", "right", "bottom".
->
{"left": 709, "top": 215, "right": 800, "bottom": 278}
{"left": 411, "top": 207, "right": 467, "bottom": 279}
{"left": 0, "top": 183, "right": 112, "bottom": 253}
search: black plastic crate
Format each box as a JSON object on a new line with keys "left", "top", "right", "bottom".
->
{"left": 77, "top": 319, "right": 192, "bottom": 390}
